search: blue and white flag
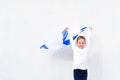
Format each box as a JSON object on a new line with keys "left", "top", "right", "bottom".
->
{"left": 40, "top": 27, "right": 87, "bottom": 50}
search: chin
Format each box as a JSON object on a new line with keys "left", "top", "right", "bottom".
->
{"left": 79, "top": 46, "right": 84, "bottom": 49}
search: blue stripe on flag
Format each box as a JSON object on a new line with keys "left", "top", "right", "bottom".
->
{"left": 62, "top": 29, "right": 68, "bottom": 41}
{"left": 63, "top": 39, "right": 70, "bottom": 45}
{"left": 80, "top": 27, "right": 87, "bottom": 33}
{"left": 40, "top": 44, "right": 48, "bottom": 49}
{"left": 73, "top": 35, "right": 78, "bottom": 40}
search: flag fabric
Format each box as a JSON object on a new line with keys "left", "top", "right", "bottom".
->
{"left": 40, "top": 27, "right": 87, "bottom": 50}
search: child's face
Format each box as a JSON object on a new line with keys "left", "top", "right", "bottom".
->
{"left": 77, "top": 38, "right": 86, "bottom": 49}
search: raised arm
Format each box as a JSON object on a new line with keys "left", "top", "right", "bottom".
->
{"left": 78, "top": 27, "right": 92, "bottom": 47}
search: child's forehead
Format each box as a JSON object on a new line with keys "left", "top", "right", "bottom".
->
{"left": 77, "top": 38, "right": 86, "bottom": 43}
{"left": 78, "top": 38, "right": 85, "bottom": 41}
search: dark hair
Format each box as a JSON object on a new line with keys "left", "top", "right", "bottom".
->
{"left": 76, "top": 36, "right": 86, "bottom": 43}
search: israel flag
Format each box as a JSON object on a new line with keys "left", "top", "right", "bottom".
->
{"left": 40, "top": 27, "right": 87, "bottom": 50}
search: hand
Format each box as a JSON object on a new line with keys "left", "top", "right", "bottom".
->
{"left": 89, "top": 26, "right": 92, "bottom": 30}
{"left": 65, "top": 27, "right": 69, "bottom": 31}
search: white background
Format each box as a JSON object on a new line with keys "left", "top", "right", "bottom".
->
{"left": 0, "top": 0, "right": 120, "bottom": 80}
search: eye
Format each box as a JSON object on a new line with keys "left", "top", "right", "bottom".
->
{"left": 82, "top": 42, "right": 85, "bottom": 44}
{"left": 78, "top": 42, "right": 85, "bottom": 44}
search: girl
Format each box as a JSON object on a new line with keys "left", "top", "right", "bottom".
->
{"left": 66, "top": 27, "right": 92, "bottom": 80}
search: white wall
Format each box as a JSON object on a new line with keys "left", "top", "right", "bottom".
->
{"left": 0, "top": 0, "right": 120, "bottom": 80}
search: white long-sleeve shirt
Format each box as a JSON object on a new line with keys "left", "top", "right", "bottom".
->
{"left": 68, "top": 28, "right": 91, "bottom": 70}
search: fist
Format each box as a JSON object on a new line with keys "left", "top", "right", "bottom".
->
{"left": 65, "top": 27, "right": 69, "bottom": 30}
{"left": 89, "top": 27, "right": 92, "bottom": 30}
